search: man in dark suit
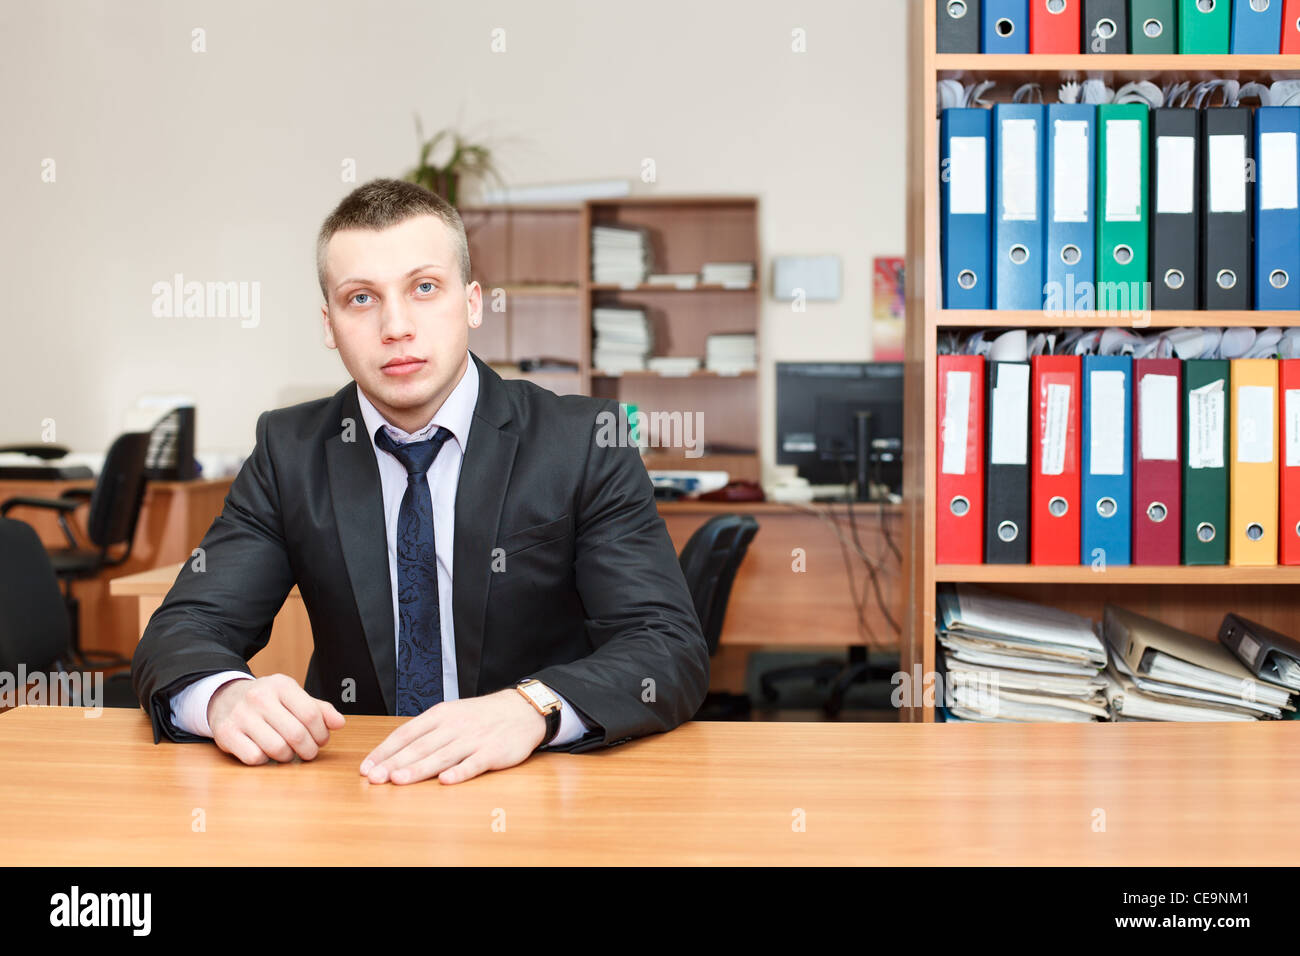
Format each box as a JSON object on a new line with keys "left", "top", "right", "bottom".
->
{"left": 131, "top": 179, "right": 709, "bottom": 785}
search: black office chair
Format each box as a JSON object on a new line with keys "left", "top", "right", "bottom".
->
{"left": 0, "top": 517, "right": 138, "bottom": 708}
{"left": 1, "top": 431, "right": 151, "bottom": 668}
{"left": 679, "top": 513, "right": 759, "bottom": 721}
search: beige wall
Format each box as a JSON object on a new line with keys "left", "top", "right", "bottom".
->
{"left": 0, "top": 0, "right": 907, "bottom": 480}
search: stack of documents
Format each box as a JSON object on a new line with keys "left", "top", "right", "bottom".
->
{"left": 705, "top": 333, "right": 756, "bottom": 374}
{"left": 1103, "top": 605, "right": 1295, "bottom": 721}
{"left": 937, "top": 585, "right": 1109, "bottom": 722}
{"left": 700, "top": 262, "right": 754, "bottom": 288}
{"left": 646, "top": 273, "right": 698, "bottom": 289}
{"left": 646, "top": 356, "right": 701, "bottom": 376}
{"left": 593, "top": 307, "right": 651, "bottom": 373}
{"left": 592, "top": 226, "right": 651, "bottom": 285}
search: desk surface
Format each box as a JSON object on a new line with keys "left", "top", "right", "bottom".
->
{"left": 4, "top": 707, "right": 1298, "bottom": 865}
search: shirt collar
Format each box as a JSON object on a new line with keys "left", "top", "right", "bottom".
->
{"left": 356, "top": 351, "right": 478, "bottom": 451}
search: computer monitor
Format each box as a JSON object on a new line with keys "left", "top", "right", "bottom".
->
{"left": 776, "top": 362, "right": 903, "bottom": 498}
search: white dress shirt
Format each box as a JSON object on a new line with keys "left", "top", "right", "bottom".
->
{"left": 170, "top": 352, "right": 591, "bottom": 747}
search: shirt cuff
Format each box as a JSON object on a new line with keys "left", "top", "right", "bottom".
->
{"left": 548, "top": 692, "right": 593, "bottom": 747}
{"left": 170, "top": 671, "right": 255, "bottom": 738}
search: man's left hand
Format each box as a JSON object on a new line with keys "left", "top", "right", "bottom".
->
{"left": 360, "top": 689, "right": 547, "bottom": 785}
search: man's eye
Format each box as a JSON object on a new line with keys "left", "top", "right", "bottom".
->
{"left": 351, "top": 293, "right": 371, "bottom": 305}
{"left": 416, "top": 281, "right": 435, "bottom": 294}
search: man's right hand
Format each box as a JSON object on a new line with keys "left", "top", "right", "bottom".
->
{"left": 207, "top": 673, "right": 346, "bottom": 765}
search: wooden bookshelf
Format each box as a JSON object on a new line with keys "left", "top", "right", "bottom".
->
{"left": 462, "top": 197, "right": 761, "bottom": 482}
{"left": 584, "top": 196, "right": 761, "bottom": 481}
{"left": 902, "top": 4, "right": 1300, "bottom": 722}
{"left": 460, "top": 204, "right": 587, "bottom": 393}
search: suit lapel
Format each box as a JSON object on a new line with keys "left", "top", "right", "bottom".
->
{"left": 453, "top": 354, "right": 517, "bottom": 698}
{"left": 325, "top": 383, "right": 397, "bottom": 715}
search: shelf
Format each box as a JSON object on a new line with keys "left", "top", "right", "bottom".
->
{"left": 591, "top": 283, "right": 757, "bottom": 293}
{"left": 937, "top": 309, "right": 1300, "bottom": 328}
{"left": 492, "top": 284, "right": 581, "bottom": 296}
{"left": 935, "top": 565, "right": 1300, "bottom": 584}
{"left": 591, "top": 368, "right": 757, "bottom": 379}
{"left": 935, "top": 53, "right": 1300, "bottom": 79}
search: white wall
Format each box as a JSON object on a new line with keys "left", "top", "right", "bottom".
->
{"left": 0, "top": 0, "right": 907, "bottom": 479}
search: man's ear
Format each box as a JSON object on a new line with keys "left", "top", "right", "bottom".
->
{"left": 466, "top": 280, "right": 483, "bottom": 328}
{"left": 321, "top": 304, "right": 337, "bottom": 350}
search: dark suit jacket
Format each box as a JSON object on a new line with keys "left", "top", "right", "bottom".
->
{"left": 131, "top": 353, "right": 709, "bottom": 752}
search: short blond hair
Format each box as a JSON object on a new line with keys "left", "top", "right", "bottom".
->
{"left": 316, "top": 178, "right": 470, "bottom": 299}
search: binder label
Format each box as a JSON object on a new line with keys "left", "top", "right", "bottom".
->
{"left": 950, "top": 136, "right": 988, "bottom": 215}
{"left": 1105, "top": 120, "right": 1143, "bottom": 222}
{"left": 1237, "top": 386, "right": 1275, "bottom": 464}
{"left": 1209, "top": 135, "right": 1248, "bottom": 214}
{"left": 1001, "top": 119, "right": 1039, "bottom": 221}
{"left": 1155, "top": 136, "right": 1195, "bottom": 215}
{"left": 1260, "top": 132, "right": 1299, "bottom": 211}
{"left": 990, "top": 364, "right": 1030, "bottom": 466}
{"left": 1188, "top": 379, "right": 1225, "bottom": 470}
{"left": 1287, "top": 389, "right": 1300, "bottom": 467}
{"left": 941, "top": 370, "right": 972, "bottom": 475}
{"left": 1139, "top": 374, "right": 1179, "bottom": 461}
{"left": 1042, "top": 383, "right": 1071, "bottom": 476}
{"left": 1052, "top": 120, "right": 1090, "bottom": 223}
{"left": 1237, "top": 633, "right": 1262, "bottom": 667}
{"left": 1089, "top": 370, "right": 1127, "bottom": 475}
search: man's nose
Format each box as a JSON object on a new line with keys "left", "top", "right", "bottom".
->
{"left": 380, "top": 300, "right": 415, "bottom": 341}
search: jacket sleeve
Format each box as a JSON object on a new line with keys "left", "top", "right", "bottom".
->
{"left": 130, "top": 411, "right": 296, "bottom": 743}
{"left": 529, "top": 403, "right": 710, "bottom": 751}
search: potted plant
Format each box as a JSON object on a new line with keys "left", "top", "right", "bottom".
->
{"left": 404, "top": 115, "right": 504, "bottom": 207}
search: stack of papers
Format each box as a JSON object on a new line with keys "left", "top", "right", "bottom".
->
{"left": 646, "top": 273, "right": 698, "bottom": 290}
{"left": 646, "top": 356, "right": 701, "bottom": 376}
{"left": 937, "top": 585, "right": 1109, "bottom": 722}
{"left": 1103, "top": 605, "right": 1294, "bottom": 721}
{"left": 592, "top": 226, "right": 652, "bottom": 285}
{"left": 700, "top": 262, "right": 754, "bottom": 288}
{"left": 705, "top": 333, "right": 756, "bottom": 374}
{"left": 593, "top": 307, "right": 651, "bottom": 373}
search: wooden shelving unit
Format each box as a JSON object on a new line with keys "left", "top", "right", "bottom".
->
{"left": 460, "top": 203, "right": 586, "bottom": 396}
{"left": 902, "top": 3, "right": 1300, "bottom": 722}
{"left": 584, "top": 196, "right": 761, "bottom": 481}
{"left": 462, "top": 197, "right": 761, "bottom": 482}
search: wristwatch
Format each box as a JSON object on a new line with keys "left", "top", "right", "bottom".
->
{"left": 516, "top": 679, "right": 562, "bottom": 748}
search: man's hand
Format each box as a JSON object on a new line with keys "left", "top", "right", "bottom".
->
{"left": 360, "top": 689, "right": 546, "bottom": 785}
{"left": 208, "top": 673, "right": 346, "bottom": 765}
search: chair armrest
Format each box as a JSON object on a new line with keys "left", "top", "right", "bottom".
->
{"left": 0, "top": 495, "right": 81, "bottom": 516}
{"left": 58, "top": 488, "right": 94, "bottom": 502}
{"left": 0, "top": 495, "right": 86, "bottom": 550}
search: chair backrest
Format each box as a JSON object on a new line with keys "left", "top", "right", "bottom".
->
{"left": 677, "top": 514, "right": 759, "bottom": 656}
{"left": 86, "top": 432, "right": 151, "bottom": 550}
{"left": 0, "top": 517, "right": 72, "bottom": 672}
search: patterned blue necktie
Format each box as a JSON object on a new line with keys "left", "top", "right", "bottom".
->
{"left": 374, "top": 424, "right": 454, "bottom": 716}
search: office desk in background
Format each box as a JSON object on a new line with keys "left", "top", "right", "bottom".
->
{"left": 111, "top": 500, "right": 904, "bottom": 692}
{"left": 2, "top": 477, "right": 233, "bottom": 660}
{"left": 3, "top": 707, "right": 1298, "bottom": 865}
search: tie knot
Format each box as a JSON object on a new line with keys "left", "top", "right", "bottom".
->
{"left": 374, "top": 425, "right": 453, "bottom": 478}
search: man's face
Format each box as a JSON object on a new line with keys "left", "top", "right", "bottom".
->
{"left": 321, "top": 214, "right": 481, "bottom": 431}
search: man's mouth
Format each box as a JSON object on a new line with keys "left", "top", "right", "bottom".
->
{"left": 381, "top": 356, "right": 426, "bottom": 376}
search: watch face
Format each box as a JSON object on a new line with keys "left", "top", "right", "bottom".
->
{"left": 523, "top": 681, "right": 560, "bottom": 710}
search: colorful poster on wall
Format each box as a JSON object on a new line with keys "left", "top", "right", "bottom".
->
{"left": 872, "top": 256, "right": 905, "bottom": 361}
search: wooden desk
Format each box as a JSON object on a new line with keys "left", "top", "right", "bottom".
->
{"left": 110, "top": 565, "right": 311, "bottom": 683}
{"left": 4, "top": 706, "right": 1298, "bottom": 865}
{"left": 657, "top": 501, "right": 903, "bottom": 649}
{"left": 1, "top": 477, "right": 232, "bottom": 659}
{"left": 111, "top": 500, "right": 904, "bottom": 692}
